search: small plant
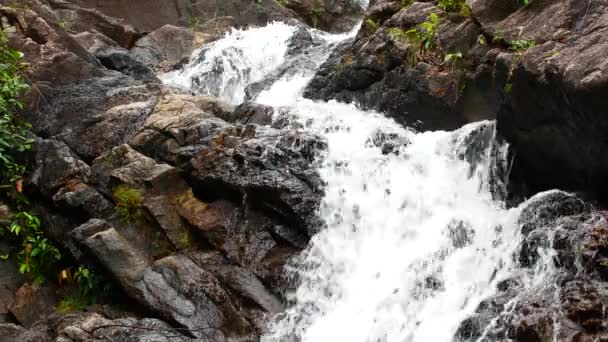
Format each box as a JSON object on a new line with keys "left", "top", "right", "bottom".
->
{"left": 366, "top": 18, "right": 379, "bottom": 33}
{"left": 493, "top": 30, "right": 504, "bottom": 42}
{"left": 406, "top": 13, "right": 441, "bottom": 51}
{"left": 58, "top": 266, "right": 113, "bottom": 313}
{"left": 444, "top": 52, "right": 463, "bottom": 66}
{"left": 388, "top": 27, "right": 408, "bottom": 42}
{"left": 509, "top": 39, "right": 536, "bottom": 52}
{"left": 402, "top": 0, "right": 414, "bottom": 7}
{"left": 504, "top": 82, "right": 513, "bottom": 94}
{"left": 112, "top": 185, "right": 143, "bottom": 223}
{"left": 277, "top": 0, "right": 288, "bottom": 6}
{"left": 7, "top": 212, "right": 62, "bottom": 283}
{"left": 438, "top": 0, "right": 470, "bottom": 16}
{"left": 477, "top": 35, "right": 486, "bottom": 46}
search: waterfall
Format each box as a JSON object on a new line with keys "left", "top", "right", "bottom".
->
{"left": 162, "top": 22, "right": 559, "bottom": 342}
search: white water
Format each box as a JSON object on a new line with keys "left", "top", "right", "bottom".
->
{"left": 162, "top": 22, "right": 558, "bottom": 342}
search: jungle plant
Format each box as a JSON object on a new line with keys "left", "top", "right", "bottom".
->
{"left": 113, "top": 185, "right": 144, "bottom": 223}
{"left": 0, "top": 30, "right": 32, "bottom": 182}
{"left": 9, "top": 212, "right": 62, "bottom": 283}
{"left": 406, "top": 13, "right": 441, "bottom": 52}
{"left": 366, "top": 18, "right": 379, "bottom": 33}
{"left": 58, "top": 266, "right": 113, "bottom": 312}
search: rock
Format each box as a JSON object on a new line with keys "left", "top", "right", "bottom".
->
{"left": 49, "top": 0, "right": 141, "bottom": 48}
{"left": 304, "top": 3, "right": 491, "bottom": 131}
{"left": 30, "top": 138, "right": 92, "bottom": 198}
{"left": 457, "top": 192, "right": 608, "bottom": 341}
{"left": 129, "top": 92, "right": 232, "bottom": 166}
{"left": 497, "top": 0, "right": 608, "bottom": 202}
{"left": 0, "top": 324, "right": 26, "bottom": 342}
{"left": 190, "top": 125, "right": 326, "bottom": 236}
{"left": 67, "top": 0, "right": 299, "bottom": 32}
{"left": 0, "top": 242, "right": 24, "bottom": 323}
{"left": 131, "top": 25, "right": 210, "bottom": 72}
{"left": 53, "top": 312, "right": 194, "bottom": 341}
{"left": 8, "top": 284, "right": 57, "bottom": 328}
{"left": 284, "top": 0, "right": 364, "bottom": 32}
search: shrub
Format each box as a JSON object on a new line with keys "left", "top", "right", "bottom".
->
{"left": 0, "top": 30, "right": 32, "bottom": 182}
{"left": 438, "top": 0, "right": 471, "bottom": 16}
{"left": 406, "top": 13, "right": 441, "bottom": 51}
{"left": 366, "top": 18, "right": 379, "bottom": 33}
{"left": 509, "top": 39, "right": 536, "bottom": 52}
{"left": 58, "top": 266, "right": 113, "bottom": 313}
{"left": 113, "top": 185, "right": 144, "bottom": 223}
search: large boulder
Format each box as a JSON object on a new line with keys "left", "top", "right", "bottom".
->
{"left": 496, "top": 0, "right": 608, "bottom": 202}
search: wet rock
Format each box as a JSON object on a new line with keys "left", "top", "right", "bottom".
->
{"left": 0, "top": 241, "right": 24, "bottom": 324}
{"left": 190, "top": 125, "right": 326, "bottom": 236}
{"left": 457, "top": 192, "right": 608, "bottom": 341}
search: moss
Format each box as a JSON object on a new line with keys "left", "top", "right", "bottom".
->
{"left": 402, "top": 0, "right": 414, "bottom": 7}
{"left": 112, "top": 185, "right": 144, "bottom": 224}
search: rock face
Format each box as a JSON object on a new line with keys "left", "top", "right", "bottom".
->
{"left": 496, "top": 0, "right": 608, "bottom": 203}
{"left": 457, "top": 191, "right": 608, "bottom": 341}
{"left": 0, "top": 1, "right": 323, "bottom": 339}
{"left": 68, "top": 0, "right": 300, "bottom": 32}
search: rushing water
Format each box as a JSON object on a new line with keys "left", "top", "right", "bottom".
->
{"left": 162, "top": 22, "right": 558, "bottom": 342}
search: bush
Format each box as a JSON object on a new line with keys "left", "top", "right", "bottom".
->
{"left": 113, "top": 185, "right": 144, "bottom": 223}
{"left": 0, "top": 30, "right": 32, "bottom": 182}
{"left": 438, "top": 0, "right": 471, "bottom": 16}
{"left": 406, "top": 13, "right": 441, "bottom": 51}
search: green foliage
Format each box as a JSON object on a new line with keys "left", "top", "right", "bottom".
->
{"left": 406, "top": 13, "right": 441, "bottom": 51}
{"left": 6, "top": 212, "right": 61, "bottom": 283}
{"left": 504, "top": 82, "right": 513, "bottom": 94}
{"left": 58, "top": 266, "right": 113, "bottom": 313}
{"left": 277, "top": 0, "right": 288, "bottom": 6}
{"left": 493, "top": 30, "right": 504, "bottom": 42}
{"left": 113, "top": 185, "right": 144, "bottom": 223}
{"left": 366, "top": 19, "right": 379, "bottom": 33}
{"left": 438, "top": 0, "right": 470, "bottom": 16}
{"left": 444, "top": 51, "right": 463, "bottom": 64}
{"left": 0, "top": 30, "right": 32, "bottom": 182}
{"left": 388, "top": 27, "right": 408, "bottom": 42}
{"left": 477, "top": 35, "right": 486, "bottom": 46}
{"left": 402, "top": 0, "right": 413, "bottom": 7}
{"left": 521, "top": 0, "right": 530, "bottom": 6}
{"left": 509, "top": 39, "right": 536, "bottom": 52}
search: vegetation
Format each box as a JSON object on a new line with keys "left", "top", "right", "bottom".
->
{"left": 277, "top": 0, "right": 289, "bottom": 7}
{"left": 58, "top": 266, "right": 113, "bottom": 313}
{"left": 366, "top": 18, "right": 379, "bottom": 33}
{"left": 406, "top": 13, "right": 441, "bottom": 52}
{"left": 443, "top": 52, "right": 463, "bottom": 66}
{"left": 0, "top": 30, "right": 32, "bottom": 181}
{"left": 402, "top": 0, "right": 413, "bottom": 7}
{"left": 438, "top": 0, "right": 471, "bottom": 16}
{"left": 0, "top": 29, "right": 63, "bottom": 284}
{"left": 113, "top": 184, "right": 144, "bottom": 223}
{"left": 509, "top": 39, "right": 536, "bottom": 52}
